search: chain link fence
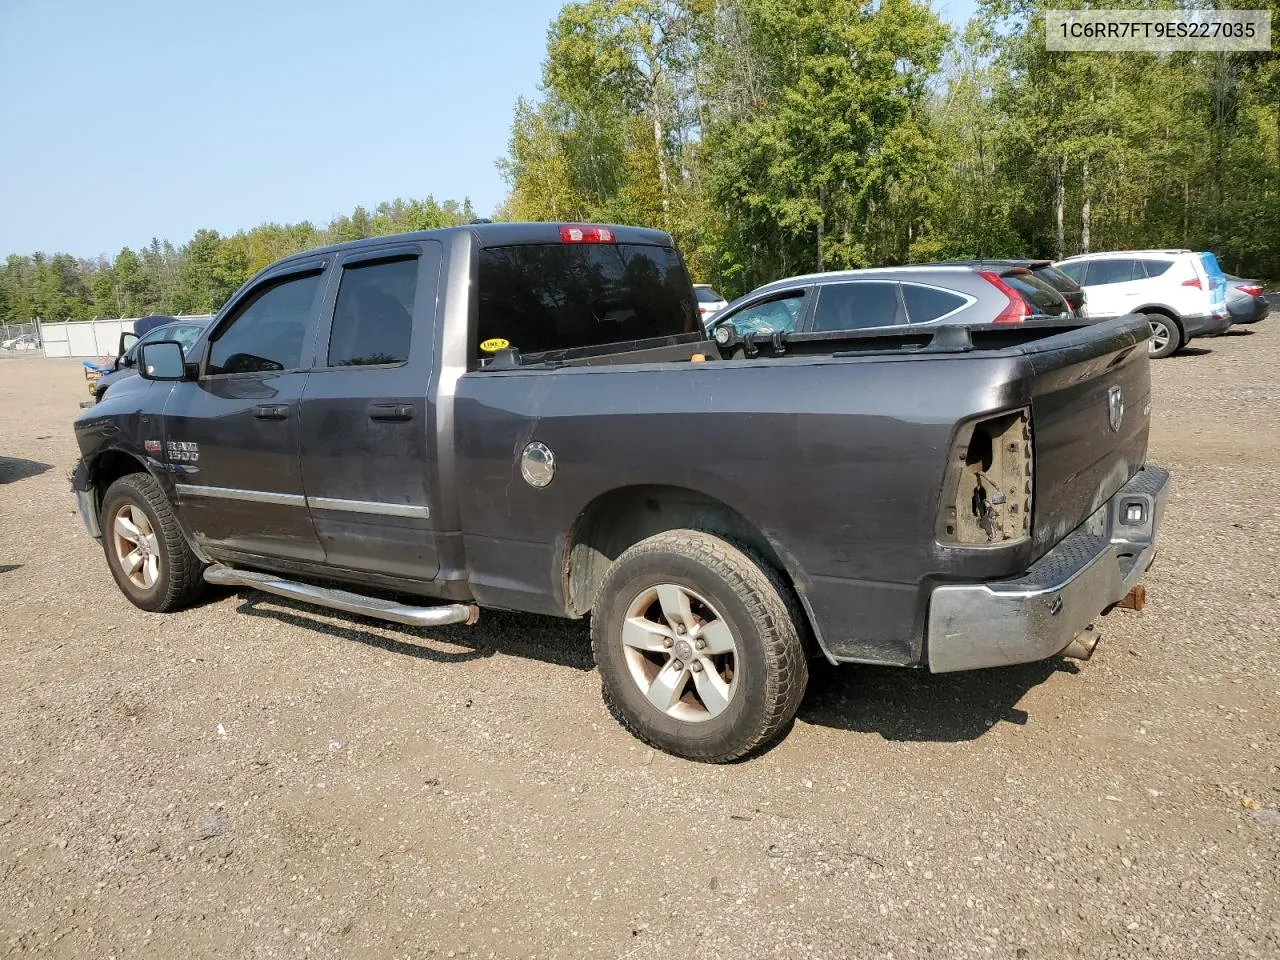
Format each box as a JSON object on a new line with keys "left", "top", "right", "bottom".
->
{"left": 0, "top": 321, "right": 41, "bottom": 353}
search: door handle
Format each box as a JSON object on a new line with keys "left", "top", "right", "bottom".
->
{"left": 253, "top": 404, "right": 290, "bottom": 420}
{"left": 368, "top": 402, "right": 414, "bottom": 422}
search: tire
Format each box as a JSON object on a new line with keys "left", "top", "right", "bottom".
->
{"left": 1145, "top": 314, "right": 1181, "bottom": 359}
{"left": 100, "top": 472, "right": 206, "bottom": 612}
{"left": 590, "top": 529, "right": 809, "bottom": 763}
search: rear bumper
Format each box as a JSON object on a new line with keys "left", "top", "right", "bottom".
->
{"left": 926, "top": 465, "right": 1170, "bottom": 673}
{"left": 1182, "top": 312, "right": 1232, "bottom": 338}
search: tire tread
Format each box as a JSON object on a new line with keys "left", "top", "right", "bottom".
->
{"left": 590, "top": 529, "right": 808, "bottom": 763}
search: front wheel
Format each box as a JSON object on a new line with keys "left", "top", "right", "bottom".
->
{"left": 101, "top": 472, "right": 206, "bottom": 612}
{"left": 1145, "top": 314, "right": 1181, "bottom": 359}
{"left": 590, "top": 530, "right": 809, "bottom": 762}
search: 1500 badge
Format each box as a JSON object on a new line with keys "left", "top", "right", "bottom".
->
{"left": 166, "top": 441, "right": 199, "bottom": 463}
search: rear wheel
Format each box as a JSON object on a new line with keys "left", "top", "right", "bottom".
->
{"left": 1145, "top": 314, "right": 1181, "bottom": 359}
{"left": 101, "top": 472, "right": 206, "bottom": 612}
{"left": 590, "top": 529, "right": 808, "bottom": 763}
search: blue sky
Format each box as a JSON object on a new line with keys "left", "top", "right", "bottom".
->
{"left": 0, "top": 0, "right": 977, "bottom": 259}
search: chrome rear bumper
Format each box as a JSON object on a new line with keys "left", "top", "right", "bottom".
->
{"left": 927, "top": 466, "right": 1170, "bottom": 673}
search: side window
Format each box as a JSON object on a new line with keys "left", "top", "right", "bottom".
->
{"left": 724, "top": 293, "right": 805, "bottom": 336}
{"left": 1136, "top": 258, "right": 1173, "bottom": 278}
{"left": 1056, "top": 261, "right": 1086, "bottom": 283}
{"left": 328, "top": 257, "right": 418, "bottom": 367}
{"left": 1088, "top": 259, "right": 1138, "bottom": 286}
{"left": 207, "top": 271, "right": 323, "bottom": 376}
{"left": 812, "top": 281, "right": 903, "bottom": 332}
{"left": 903, "top": 284, "right": 968, "bottom": 324}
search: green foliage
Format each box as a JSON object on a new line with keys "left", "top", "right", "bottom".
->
{"left": 502, "top": 0, "right": 1280, "bottom": 295}
{"left": 0, "top": 195, "right": 476, "bottom": 323}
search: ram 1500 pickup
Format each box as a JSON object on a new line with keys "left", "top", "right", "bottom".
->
{"left": 71, "top": 222, "right": 1170, "bottom": 762}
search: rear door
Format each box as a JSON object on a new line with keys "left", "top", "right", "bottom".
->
{"left": 166, "top": 260, "right": 329, "bottom": 562}
{"left": 296, "top": 241, "right": 443, "bottom": 580}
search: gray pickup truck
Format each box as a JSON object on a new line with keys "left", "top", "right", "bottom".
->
{"left": 71, "top": 222, "right": 1169, "bottom": 762}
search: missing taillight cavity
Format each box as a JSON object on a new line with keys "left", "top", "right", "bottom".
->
{"left": 942, "top": 409, "right": 1033, "bottom": 545}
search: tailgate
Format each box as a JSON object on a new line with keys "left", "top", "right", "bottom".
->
{"left": 1023, "top": 315, "right": 1151, "bottom": 558}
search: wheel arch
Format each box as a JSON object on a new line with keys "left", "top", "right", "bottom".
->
{"left": 561, "top": 484, "right": 831, "bottom": 661}
{"left": 1134, "top": 305, "right": 1184, "bottom": 335}
{"left": 86, "top": 448, "right": 157, "bottom": 510}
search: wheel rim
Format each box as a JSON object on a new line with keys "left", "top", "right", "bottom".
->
{"left": 111, "top": 503, "right": 160, "bottom": 590}
{"left": 620, "top": 583, "right": 739, "bottom": 723}
{"left": 1148, "top": 319, "right": 1171, "bottom": 352}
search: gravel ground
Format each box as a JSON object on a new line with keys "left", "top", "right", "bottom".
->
{"left": 1, "top": 329, "right": 1277, "bottom": 959}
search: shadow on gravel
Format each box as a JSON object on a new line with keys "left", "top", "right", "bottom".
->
{"left": 799, "top": 657, "right": 1079, "bottom": 743}
{"left": 0, "top": 456, "right": 50, "bottom": 484}
{"left": 1173, "top": 346, "right": 1212, "bottom": 357}
{"left": 229, "top": 592, "right": 594, "bottom": 671}
{"left": 0, "top": 564, "right": 21, "bottom": 574}
{"left": 1224, "top": 327, "right": 1256, "bottom": 336}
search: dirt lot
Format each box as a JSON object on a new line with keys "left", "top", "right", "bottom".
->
{"left": 1, "top": 329, "right": 1277, "bottom": 960}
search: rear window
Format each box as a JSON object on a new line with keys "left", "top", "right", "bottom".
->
{"left": 1032, "top": 265, "right": 1081, "bottom": 294}
{"left": 695, "top": 287, "right": 724, "bottom": 303}
{"left": 1002, "top": 271, "right": 1070, "bottom": 315}
{"left": 1055, "top": 261, "right": 1085, "bottom": 283}
{"left": 477, "top": 243, "right": 698, "bottom": 360}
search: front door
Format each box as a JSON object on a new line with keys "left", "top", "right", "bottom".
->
{"left": 167, "top": 262, "right": 329, "bottom": 563}
{"left": 297, "top": 242, "right": 442, "bottom": 580}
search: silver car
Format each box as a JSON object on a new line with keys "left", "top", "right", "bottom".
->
{"left": 705, "top": 265, "right": 1073, "bottom": 339}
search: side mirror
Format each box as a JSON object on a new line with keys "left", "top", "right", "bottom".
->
{"left": 138, "top": 341, "right": 189, "bottom": 381}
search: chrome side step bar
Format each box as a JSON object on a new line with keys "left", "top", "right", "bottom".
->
{"left": 203, "top": 564, "right": 479, "bottom": 628}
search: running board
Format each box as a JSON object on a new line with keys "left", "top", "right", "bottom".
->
{"left": 203, "top": 564, "right": 480, "bottom": 628}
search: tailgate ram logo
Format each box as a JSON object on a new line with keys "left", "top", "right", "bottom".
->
{"left": 1107, "top": 385, "right": 1125, "bottom": 433}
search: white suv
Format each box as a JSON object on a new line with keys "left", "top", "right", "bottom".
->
{"left": 1054, "top": 250, "right": 1231, "bottom": 358}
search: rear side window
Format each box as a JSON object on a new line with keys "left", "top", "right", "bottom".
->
{"left": 477, "top": 243, "right": 697, "bottom": 360}
{"left": 328, "top": 257, "right": 418, "bottom": 366}
{"left": 1002, "top": 272, "right": 1070, "bottom": 315}
{"left": 1087, "top": 259, "right": 1139, "bottom": 285}
{"left": 207, "top": 271, "right": 323, "bottom": 376}
{"left": 902, "top": 284, "right": 967, "bottom": 323}
{"left": 812, "top": 281, "right": 903, "bottom": 332}
{"left": 1136, "top": 259, "right": 1173, "bottom": 278}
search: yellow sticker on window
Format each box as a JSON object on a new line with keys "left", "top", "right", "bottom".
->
{"left": 480, "top": 337, "right": 511, "bottom": 353}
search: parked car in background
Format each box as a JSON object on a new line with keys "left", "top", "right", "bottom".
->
{"left": 1, "top": 332, "right": 40, "bottom": 351}
{"left": 1223, "top": 274, "right": 1270, "bottom": 326}
{"left": 939, "top": 259, "right": 1086, "bottom": 315}
{"left": 91, "top": 317, "right": 212, "bottom": 402}
{"left": 1054, "top": 250, "right": 1231, "bottom": 358}
{"left": 693, "top": 284, "right": 727, "bottom": 326}
{"left": 706, "top": 264, "right": 1073, "bottom": 341}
